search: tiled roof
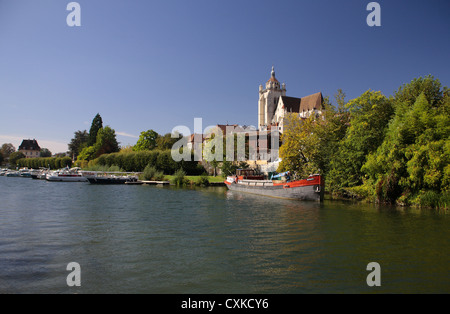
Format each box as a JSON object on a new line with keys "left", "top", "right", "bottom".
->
{"left": 18, "top": 139, "right": 40, "bottom": 151}
{"left": 278, "top": 92, "right": 323, "bottom": 114}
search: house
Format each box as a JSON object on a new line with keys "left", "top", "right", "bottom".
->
{"left": 18, "top": 139, "right": 41, "bottom": 158}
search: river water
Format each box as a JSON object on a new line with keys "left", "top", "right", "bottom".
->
{"left": 0, "top": 176, "right": 448, "bottom": 294}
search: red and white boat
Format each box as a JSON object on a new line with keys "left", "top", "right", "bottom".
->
{"left": 225, "top": 169, "right": 324, "bottom": 202}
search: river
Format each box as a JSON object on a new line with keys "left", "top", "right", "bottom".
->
{"left": 0, "top": 176, "right": 448, "bottom": 293}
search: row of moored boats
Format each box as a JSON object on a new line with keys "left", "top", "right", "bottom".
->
{"left": 0, "top": 167, "right": 139, "bottom": 184}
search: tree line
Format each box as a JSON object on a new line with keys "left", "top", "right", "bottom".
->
{"left": 278, "top": 76, "right": 449, "bottom": 208}
{"left": 68, "top": 113, "right": 205, "bottom": 175}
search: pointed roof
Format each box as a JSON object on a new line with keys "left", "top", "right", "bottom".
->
{"left": 18, "top": 139, "right": 41, "bottom": 151}
{"left": 267, "top": 66, "right": 279, "bottom": 83}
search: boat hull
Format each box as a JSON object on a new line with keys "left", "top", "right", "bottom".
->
{"left": 46, "top": 175, "right": 88, "bottom": 182}
{"left": 87, "top": 177, "right": 130, "bottom": 184}
{"left": 225, "top": 175, "right": 324, "bottom": 202}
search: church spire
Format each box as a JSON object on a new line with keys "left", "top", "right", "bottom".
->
{"left": 271, "top": 66, "right": 275, "bottom": 78}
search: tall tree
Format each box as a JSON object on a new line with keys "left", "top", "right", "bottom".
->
{"left": 88, "top": 113, "right": 103, "bottom": 146}
{"left": 94, "top": 126, "right": 120, "bottom": 156}
{"left": 68, "top": 130, "right": 89, "bottom": 159}
{"left": 77, "top": 126, "right": 120, "bottom": 161}
{"left": 328, "top": 90, "right": 394, "bottom": 189}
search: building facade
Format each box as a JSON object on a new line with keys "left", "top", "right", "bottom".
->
{"left": 18, "top": 139, "right": 41, "bottom": 158}
{"left": 258, "top": 67, "right": 324, "bottom": 133}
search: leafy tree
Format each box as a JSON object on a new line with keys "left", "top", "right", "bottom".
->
{"left": 77, "top": 126, "right": 119, "bottom": 161}
{"left": 68, "top": 130, "right": 89, "bottom": 159}
{"left": 77, "top": 145, "right": 97, "bottom": 161}
{"left": 94, "top": 126, "right": 120, "bottom": 156}
{"left": 88, "top": 113, "right": 103, "bottom": 146}
{"left": 328, "top": 90, "right": 394, "bottom": 190}
{"left": 220, "top": 159, "right": 239, "bottom": 178}
{"left": 362, "top": 90, "right": 449, "bottom": 204}
{"left": 9, "top": 152, "right": 25, "bottom": 166}
{"left": 278, "top": 113, "right": 319, "bottom": 177}
{"left": 0, "top": 151, "right": 3, "bottom": 164}
{"left": 156, "top": 132, "right": 182, "bottom": 150}
{"left": 133, "top": 129, "right": 159, "bottom": 151}
{"left": 1, "top": 143, "right": 15, "bottom": 159}
{"left": 394, "top": 75, "right": 443, "bottom": 109}
{"left": 40, "top": 148, "right": 52, "bottom": 158}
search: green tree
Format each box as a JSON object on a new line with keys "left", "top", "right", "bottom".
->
{"left": 1, "top": 143, "right": 15, "bottom": 159}
{"left": 278, "top": 113, "right": 319, "bottom": 177}
{"left": 68, "top": 130, "right": 89, "bottom": 160}
{"left": 133, "top": 129, "right": 159, "bottom": 151}
{"left": 9, "top": 152, "right": 25, "bottom": 166}
{"left": 77, "top": 126, "right": 120, "bottom": 161}
{"left": 94, "top": 126, "right": 120, "bottom": 156}
{"left": 362, "top": 89, "right": 449, "bottom": 205}
{"left": 88, "top": 113, "right": 103, "bottom": 146}
{"left": 40, "top": 148, "right": 52, "bottom": 158}
{"left": 328, "top": 90, "right": 394, "bottom": 190}
{"left": 156, "top": 132, "right": 182, "bottom": 150}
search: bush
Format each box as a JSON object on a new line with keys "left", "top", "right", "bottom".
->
{"left": 171, "top": 168, "right": 188, "bottom": 186}
{"left": 16, "top": 156, "right": 72, "bottom": 169}
{"left": 195, "top": 174, "right": 210, "bottom": 187}
{"left": 143, "top": 165, "right": 157, "bottom": 180}
{"left": 153, "top": 171, "right": 165, "bottom": 181}
{"left": 418, "top": 190, "right": 442, "bottom": 209}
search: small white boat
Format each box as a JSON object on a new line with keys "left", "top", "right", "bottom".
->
{"left": 19, "top": 168, "right": 32, "bottom": 178}
{"left": 46, "top": 167, "right": 88, "bottom": 182}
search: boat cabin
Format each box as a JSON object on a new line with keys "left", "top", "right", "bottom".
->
{"left": 236, "top": 169, "right": 265, "bottom": 180}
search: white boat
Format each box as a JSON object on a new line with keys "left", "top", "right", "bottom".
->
{"left": 19, "top": 168, "right": 32, "bottom": 178}
{"left": 46, "top": 167, "right": 88, "bottom": 182}
{"left": 30, "top": 168, "right": 48, "bottom": 179}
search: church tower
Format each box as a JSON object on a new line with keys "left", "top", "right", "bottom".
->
{"left": 258, "top": 66, "right": 286, "bottom": 130}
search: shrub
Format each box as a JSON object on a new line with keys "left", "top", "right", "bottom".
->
{"left": 153, "top": 171, "right": 165, "bottom": 181}
{"left": 418, "top": 190, "right": 442, "bottom": 209}
{"left": 171, "top": 168, "right": 187, "bottom": 186}
{"left": 195, "top": 174, "right": 210, "bottom": 187}
{"left": 143, "top": 165, "right": 157, "bottom": 180}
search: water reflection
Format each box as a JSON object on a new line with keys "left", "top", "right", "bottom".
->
{"left": 0, "top": 177, "right": 448, "bottom": 293}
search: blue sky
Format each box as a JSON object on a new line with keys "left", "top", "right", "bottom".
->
{"left": 0, "top": 0, "right": 449, "bottom": 153}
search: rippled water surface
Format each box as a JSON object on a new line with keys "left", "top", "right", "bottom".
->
{"left": 0, "top": 176, "right": 448, "bottom": 293}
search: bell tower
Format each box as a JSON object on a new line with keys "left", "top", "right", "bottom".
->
{"left": 258, "top": 66, "right": 286, "bottom": 129}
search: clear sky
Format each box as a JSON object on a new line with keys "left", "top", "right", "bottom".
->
{"left": 0, "top": 0, "right": 449, "bottom": 153}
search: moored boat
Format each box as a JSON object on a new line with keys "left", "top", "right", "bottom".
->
{"left": 225, "top": 169, "right": 324, "bottom": 202}
{"left": 46, "top": 167, "right": 88, "bottom": 182}
{"left": 87, "top": 174, "right": 139, "bottom": 184}
{"left": 19, "top": 168, "right": 32, "bottom": 178}
{"left": 5, "top": 171, "right": 20, "bottom": 177}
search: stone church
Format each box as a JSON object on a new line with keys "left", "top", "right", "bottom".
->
{"left": 258, "top": 67, "right": 324, "bottom": 133}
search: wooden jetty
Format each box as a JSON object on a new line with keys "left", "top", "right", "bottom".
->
{"left": 126, "top": 180, "right": 170, "bottom": 185}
